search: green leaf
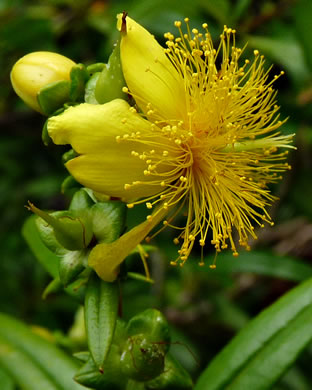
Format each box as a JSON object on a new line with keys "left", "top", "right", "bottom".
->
{"left": 214, "top": 250, "right": 312, "bottom": 282}
{"left": 231, "top": 0, "right": 252, "bottom": 23}
{"left": 0, "top": 334, "right": 60, "bottom": 390}
{"left": 22, "top": 215, "right": 59, "bottom": 278}
{"left": 247, "top": 33, "right": 310, "bottom": 87}
{"left": 0, "top": 366, "right": 15, "bottom": 390}
{"left": 0, "top": 313, "right": 85, "bottom": 390}
{"left": 84, "top": 273, "right": 119, "bottom": 370}
{"left": 194, "top": 277, "right": 312, "bottom": 390}
{"left": 294, "top": 0, "right": 312, "bottom": 71}
{"left": 199, "top": 0, "right": 230, "bottom": 25}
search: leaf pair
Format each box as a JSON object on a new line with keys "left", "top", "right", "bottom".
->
{"left": 195, "top": 277, "right": 312, "bottom": 390}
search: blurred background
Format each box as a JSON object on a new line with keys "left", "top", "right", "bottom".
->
{"left": 1, "top": 0, "right": 312, "bottom": 388}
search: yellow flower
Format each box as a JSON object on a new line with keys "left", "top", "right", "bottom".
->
{"left": 11, "top": 51, "right": 75, "bottom": 113}
{"left": 48, "top": 15, "right": 294, "bottom": 280}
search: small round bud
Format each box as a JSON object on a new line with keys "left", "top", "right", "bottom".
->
{"left": 10, "top": 51, "right": 75, "bottom": 113}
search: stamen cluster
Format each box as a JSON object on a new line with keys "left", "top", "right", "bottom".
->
{"left": 118, "top": 19, "right": 293, "bottom": 267}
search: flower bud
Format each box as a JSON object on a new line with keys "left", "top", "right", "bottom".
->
{"left": 120, "top": 335, "right": 165, "bottom": 381}
{"left": 10, "top": 51, "right": 75, "bottom": 113}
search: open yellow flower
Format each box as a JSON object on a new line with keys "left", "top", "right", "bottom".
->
{"left": 48, "top": 14, "right": 294, "bottom": 280}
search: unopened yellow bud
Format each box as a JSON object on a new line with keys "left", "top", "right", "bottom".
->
{"left": 10, "top": 51, "right": 75, "bottom": 113}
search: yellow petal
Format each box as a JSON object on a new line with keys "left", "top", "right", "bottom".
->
{"left": 48, "top": 99, "right": 151, "bottom": 153}
{"left": 117, "top": 14, "right": 186, "bottom": 121}
{"left": 48, "top": 99, "right": 169, "bottom": 200}
{"left": 89, "top": 205, "right": 169, "bottom": 282}
{"left": 66, "top": 151, "right": 163, "bottom": 201}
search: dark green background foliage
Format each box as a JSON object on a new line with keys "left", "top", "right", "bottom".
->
{"left": 1, "top": 0, "right": 312, "bottom": 389}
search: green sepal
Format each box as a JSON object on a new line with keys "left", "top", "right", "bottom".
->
{"left": 59, "top": 250, "right": 88, "bottom": 286}
{"left": 62, "top": 149, "right": 78, "bottom": 163}
{"left": 64, "top": 271, "right": 91, "bottom": 303}
{"left": 126, "top": 380, "right": 145, "bottom": 390}
{"left": 22, "top": 215, "right": 59, "bottom": 278}
{"left": 74, "top": 348, "right": 127, "bottom": 390}
{"left": 35, "top": 211, "right": 67, "bottom": 255}
{"left": 73, "top": 351, "right": 90, "bottom": 363}
{"left": 87, "top": 63, "right": 106, "bottom": 74}
{"left": 90, "top": 201, "right": 126, "bottom": 243}
{"left": 127, "top": 309, "right": 171, "bottom": 353}
{"left": 84, "top": 273, "right": 119, "bottom": 370}
{"left": 42, "top": 278, "right": 63, "bottom": 299}
{"left": 120, "top": 334, "right": 166, "bottom": 382}
{"left": 29, "top": 203, "right": 93, "bottom": 251}
{"left": 95, "top": 41, "right": 126, "bottom": 104}
{"left": 42, "top": 119, "right": 52, "bottom": 146}
{"left": 37, "top": 80, "right": 71, "bottom": 115}
{"left": 85, "top": 72, "right": 100, "bottom": 104}
{"left": 69, "top": 188, "right": 95, "bottom": 212}
{"left": 145, "top": 354, "right": 193, "bottom": 390}
{"left": 69, "top": 63, "right": 89, "bottom": 102}
{"left": 61, "top": 175, "right": 81, "bottom": 196}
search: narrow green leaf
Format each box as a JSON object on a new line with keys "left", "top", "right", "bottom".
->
{"left": 85, "top": 273, "right": 119, "bottom": 370}
{"left": 0, "top": 313, "right": 85, "bottom": 390}
{"left": 215, "top": 250, "right": 312, "bottom": 282}
{"left": 22, "top": 215, "right": 59, "bottom": 278}
{"left": 247, "top": 33, "right": 310, "bottom": 87}
{"left": 195, "top": 277, "right": 312, "bottom": 390}
{"left": 231, "top": 0, "right": 252, "bottom": 22}
{"left": 0, "top": 334, "right": 60, "bottom": 390}
{"left": 199, "top": 0, "right": 229, "bottom": 24}
{"left": 0, "top": 366, "right": 15, "bottom": 390}
{"left": 226, "top": 305, "right": 312, "bottom": 390}
{"left": 294, "top": 0, "right": 312, "bottom": 71}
